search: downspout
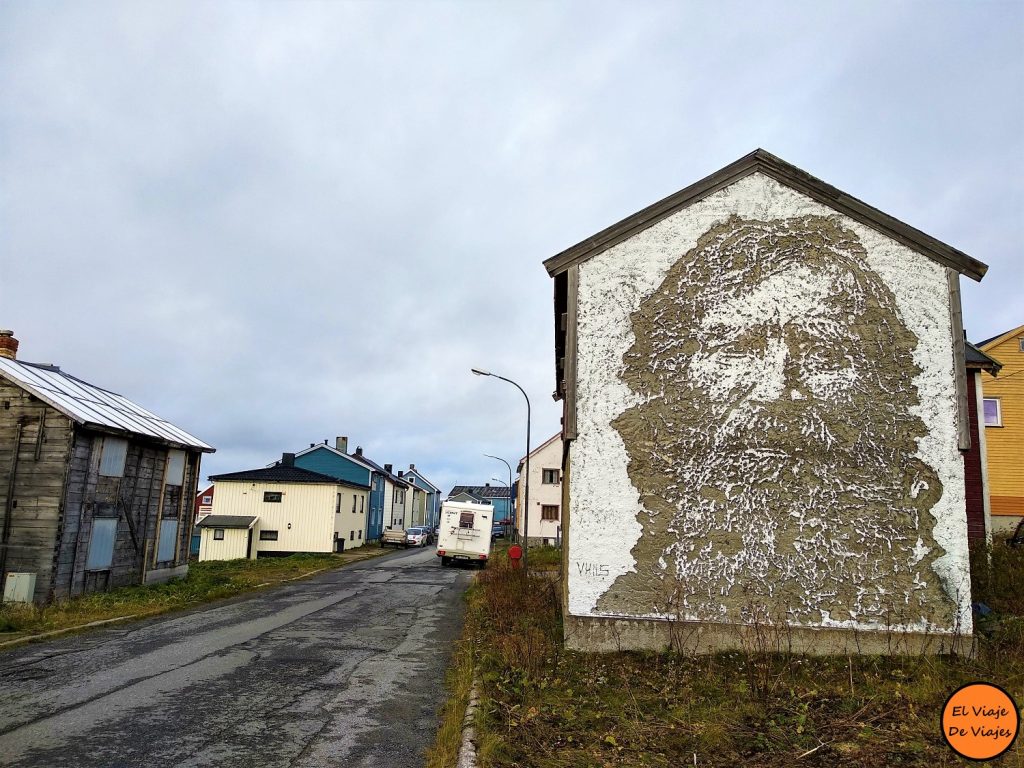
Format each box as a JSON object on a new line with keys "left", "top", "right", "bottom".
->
{"left": 0, "top": 419, "right": 25, "bottom": 601}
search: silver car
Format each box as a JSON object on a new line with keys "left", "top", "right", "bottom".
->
{"left": 405, "top": 527, "right": 429, "bottom": 547}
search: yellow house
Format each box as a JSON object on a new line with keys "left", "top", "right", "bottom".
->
{"left": 199, "top": 453, "right": 371, "bottom": 560}
{"left": 979, "top": 324, "right": 1024, "bottom": 534}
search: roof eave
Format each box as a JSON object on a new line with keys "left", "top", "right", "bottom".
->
{"left": 543, "top": 148, "right": 988, "bottom": 282}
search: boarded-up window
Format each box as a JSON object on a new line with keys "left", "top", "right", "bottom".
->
{"left": 157, "top": 520, "right": 179, "bottom": 562}
{"left": 165, "top": 450, "right": 186, "bottom": 486}
{"left": 99, "top": 438, "right": 128, "bottom": 477}
{"left": 86, "top": 518, "right": 118, "bottom": 569}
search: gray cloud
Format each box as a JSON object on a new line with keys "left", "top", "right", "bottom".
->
{"left": 2, "top": 1, "right": 1021, "bottom": 495}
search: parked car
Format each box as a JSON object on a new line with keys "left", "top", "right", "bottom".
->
{"left": 491, "top": 522, "right": 506, "bottom": 539}
{"left": 405, "top": 527, "right": 430, "bottom": 547}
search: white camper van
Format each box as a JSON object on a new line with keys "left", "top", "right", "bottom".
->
{"left": 436, "top": 500, "right": 493, "bottom": 567}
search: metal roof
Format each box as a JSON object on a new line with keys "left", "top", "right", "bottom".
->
{"left": 196, "top": 515, "right": 257, "bottom": 529}
{"left": 0, "top": 357, "right": 214, "bottom": 452}
{"left": 210, "top": 464, "right": 369, "bottom": 488}
{"left": 448, "top": 484, "right": 510, "bottom": 499}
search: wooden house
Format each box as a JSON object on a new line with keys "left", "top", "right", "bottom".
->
{"left": 545, "top": 150, "right": 988, "bottom": 654}
{"left": 979, "top": 324, "right": 1024, "bottom": 534}
{"left": 402, "top": 464, "right": 442, "bottom": 529}
{"left": 0, "top": 331, "right": 214, "bottom": 604}
{"left": 515, "top": 433, "right": 563, "bottom": 546}
{"left": 203, "top": 452, "right": 369, "bottom": 559}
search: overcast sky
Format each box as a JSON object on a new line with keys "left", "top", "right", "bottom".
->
{"left": 2, "top": 1, "right": 1022, "bottom": 495}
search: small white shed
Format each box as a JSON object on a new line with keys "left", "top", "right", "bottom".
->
{"left": 197, "top": 515, "right": 257, "bottom": 561}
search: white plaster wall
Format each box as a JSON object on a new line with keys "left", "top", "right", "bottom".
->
{"left": 568, "top": 172, "right": 970, "bottom": 635}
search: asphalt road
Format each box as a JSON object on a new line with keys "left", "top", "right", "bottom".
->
{"left": 0, "top": 545, "right": 473, "bottom": 768}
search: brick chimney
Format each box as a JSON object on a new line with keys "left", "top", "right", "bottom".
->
{"left": 409, "top": 463, "right": 416, "bottom": 471}
{"left": 336, "top": 436, "right": 348, "bottom": 453}
{"left": 281, "top": 452, "right": 295, "bottom": 467}
{"left": 397, "top": 470, "right": 404, "bottom": 478}
{"left": 384, "top": 463, "right": 393, "bottom": 474}
{"left": 0, "top": 330, "right": 18, "bottom": 360}
{"left": 355, "top": 446, "right": 363, "bottom": 457}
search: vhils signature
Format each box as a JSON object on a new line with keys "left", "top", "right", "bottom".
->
{"left": 575, "top": 562, "right": 610, "bottom": 578}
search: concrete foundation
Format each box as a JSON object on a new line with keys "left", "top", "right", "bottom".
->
{"left": 564, "top": 613, "right": 974, "bottom": 657}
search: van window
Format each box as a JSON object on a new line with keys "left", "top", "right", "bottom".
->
{"left": 459, "top": 512, "right": 474, "bottom": 529}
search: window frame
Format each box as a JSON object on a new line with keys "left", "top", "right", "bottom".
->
{"left": 983, "top": 398, "right": 1003, "bottom": 427}
{"left": 542, "top": 468, "right": 560, "bottom": 485}
{"left": 541, "top": 504, "right": 559, "bottom": 521}
{"left": 213, "top": 528, "right": 225, "bottom": 541}
{"left": 263, "top": 491, "right": 283, "bottom": 503}
{"left": 259, "top": 530, "right": 279, "bottom": 541}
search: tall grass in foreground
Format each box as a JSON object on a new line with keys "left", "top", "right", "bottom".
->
{"left": 449, "top": 545, "right": 1023, "bottom": 767}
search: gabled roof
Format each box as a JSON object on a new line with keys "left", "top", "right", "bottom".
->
{"left": 349, "top": 451, "right": 411, "bottom": 487}
{"left": 448, "top": 484, "right": 510, "bottom": 499}
{"left": 404, "top": 467, "right": 441, "bottom": 492}
{"left": 977, "top": 324, "right": 1024, "bottom": 350}
{"left": 543, "top": 149, "right": 988, "bottom": 282}
{"left": 196, "top": 515, "right": 257, "bottom": 529}
{"left": 209, "top": 464, "right": 369, "bottom": 489}
{"left": 517, "top": 433, "right": 562, "bottom": 469}
{"left": 965, "top": 341, "right": 1002, "bottom": 374}
{"left": 0, "top": 357, "right": 214, "bottom": 452}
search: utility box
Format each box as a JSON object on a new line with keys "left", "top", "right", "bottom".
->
{"left": 3, "top": 572, "right": 37, "bottom": 603}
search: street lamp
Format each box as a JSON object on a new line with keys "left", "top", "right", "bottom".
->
{"left": 472, "top": 368, "right": 531, "bottom": 569}
{"left": 484, "top": 453, "right": 515, "bottom": 539}
{"left": 489, "top": 477, "right": 511, "bottom": 534}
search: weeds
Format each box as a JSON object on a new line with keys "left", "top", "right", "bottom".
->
{"left": 448, "top": 544, "right": 1024, "bottom": 767}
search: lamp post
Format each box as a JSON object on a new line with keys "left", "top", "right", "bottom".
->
{"left": 484, "top": 453, "right": 515, "bottom": 539}
{"left": 472, "top": 368, "right": 531, "bottom": 569}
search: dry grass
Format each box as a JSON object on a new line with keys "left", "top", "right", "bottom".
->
{"left": 453, "top": 545, "right": 1024, "bottom": 767}
{"left": 0, "top": 547, "right": 384, "bottom": 640}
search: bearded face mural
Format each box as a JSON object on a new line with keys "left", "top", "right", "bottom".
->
{"left": 596, "top": 215, "right": 956, "bottom": 627}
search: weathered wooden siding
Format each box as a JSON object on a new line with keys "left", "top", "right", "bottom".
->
{"left": 52, "top": 433, "right": 201, "bottom": 600}
{"left": 0, "top": 380, "right": 74, "bottom": 603}
{"left": 981, "top": 329, "right": 1024, "bottom": 518}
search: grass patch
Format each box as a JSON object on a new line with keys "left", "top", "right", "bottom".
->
{"left": 450, "top": 545, "right": 1024, "bottom": 767}
{"left": 0, "top": 547, "right": 384, "bottom": 641}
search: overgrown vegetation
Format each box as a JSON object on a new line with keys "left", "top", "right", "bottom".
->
{"left": 0, "top": 548, "right": 383, "bottom": 639}
{"left": 440, "top": 545, "right": 1023, "bottom": 767}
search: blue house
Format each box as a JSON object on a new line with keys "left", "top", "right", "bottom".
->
{"left": 294, "top": 438, "right": 381, "bottom": 541}
{"left": 402, "top": 464, "right": 442, "bottom": 527}
{"left": 447, "top": 484, "right": 512, "bottom": 523}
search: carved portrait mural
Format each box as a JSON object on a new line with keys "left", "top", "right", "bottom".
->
{"left": 597, "top": 214, "right": 955, "bottom": 627}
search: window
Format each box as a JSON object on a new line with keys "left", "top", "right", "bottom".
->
{"left": 157, "top": 519, "right": 179, "bottom": 562}
{"left": 542, "top": 469, "right": 559, "bottom": 484}
{"left": 352, "top": 495, "right": 357, "bottom": 513}
{"left": 98, "top": 437, "right": 128, "bottom": 477}
{"left": 165, "top": 450, "right": 186, "bottom": 486}
{"left": 264, "top": 492, "right": 283, "bottom": 503}
{"left": 213, "top": 528, "right": 225, "bottom": 541}
{"left": 259, "top": 530, "right": 279, "bottom": 541}
{"left": 541, "top": 505, "right": 559, "bottom": 521}
{"left": 984, "top": 398, "right": 1002, "bottom": 427}
{"left": 459, "top": 512, "right": 474, "bottom": 529}
{"left": 1020, "top": 338, "right": 1024, "bottom": 352}
{"left": 336, "top": 493, "right": 342, "bottom": 514}
{"left": 86, "top": 518, "right": 118, "bottom": 569}
{"left": 201, "top": 495, "right": 212, "bottom": 505}
{"left": 350, "top": 530, "right": 355, "bottom": 541}
{"left": 358, "top": 530, "right": 362, "bottom": 540}
{"left": 360, "top": 496, "right": 364, "bottom": 514}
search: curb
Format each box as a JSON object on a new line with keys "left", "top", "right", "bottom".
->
{"left": 456, "top": 679, "right": 481, "bottom": 768}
